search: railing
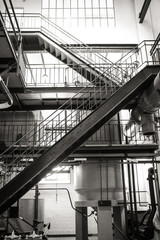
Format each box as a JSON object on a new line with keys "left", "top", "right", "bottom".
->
{"left": 0, "top": 46, "right": 158, "bottom": 187}
{"left": 2, "top": 0, "right": 21, "bottom": 49}
{"left": 25, "top": 63, "right": 115, "bottom": 87}
{"left": 3, "top": 13, "right": 160, "bottom": 88}
{"left": 3, "top": 12, "right": 127, "bottom": 85}
{"left": 3, "top": 13, "right": 118, "bottom": 64}
{"left": 0, "top": 119, "right": 156, "bottom": 148}
{"left": 0, "top": 65, "right": 115, "bottom": 186}
{"left": 24, "top": 41, "right": 160, "bottom": 87}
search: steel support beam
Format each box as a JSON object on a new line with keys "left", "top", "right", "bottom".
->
{"left": 139, "top": 0, "right": 152, "bottom": 23}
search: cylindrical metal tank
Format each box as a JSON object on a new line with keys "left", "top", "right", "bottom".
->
{"left": 74, "top": 114, "right": 123, "bottom": 201}
{"left": 0, "top": 111, "right": 43, "bottom": 147}
{"left": 74, "top": 162, "right": 123, "bottom": 201}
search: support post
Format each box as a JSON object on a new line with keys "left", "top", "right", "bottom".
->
{"left": 97, "top": 205, "right": 113, "bottom": 240}
{"left": 75, "top": 207, "right": 88, "bottom": 240}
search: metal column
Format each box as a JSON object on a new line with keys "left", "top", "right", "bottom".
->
{"left": 76, "top": 207, "right": 88, "bottom": 240}
{"left": 97, "top": 205, "right": 113, "bottom": 240}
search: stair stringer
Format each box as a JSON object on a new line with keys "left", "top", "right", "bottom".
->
{"left": 0, "top": 66, "right": 159, "bottom": 215}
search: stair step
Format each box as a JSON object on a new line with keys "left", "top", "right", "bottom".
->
{"left": 66, "top": 57, "right": 73, "bottom": 65}
{"left": 44, "top": 42, "right": 50, "bottom": 52}
{"left": 55, "top": 49, "right": 61, "bottom": 58}
{"left": 37, "top": 37, "right": 44, "bottom": 48}
{"left": 49, "top": 45, "right": 55, "bottom": 54}
{"left": 61, "top": 53, "right": 67, "bottom": 61}
{"left": 37, "top": 37, "right": 114, "bottom": 85}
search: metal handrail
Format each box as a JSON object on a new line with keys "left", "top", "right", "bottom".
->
{"left": 25, "top": 64, "right": 115, "bottom": 87}
{"left": 24, "top": 41, "right": 160, "bottom": 87}
{"left": 2, "top": 12, "right": 127, "bottom": 88}
{"left": 0, "top": 65, "right": 119, "bottom": 186}
{"left": 3, "top": 13, "right": 160, "bottom": 88}
{"left": 0, "top": 119, "right": 155, "bottom": 147}
{"left": 0, "top": 40, "right": 158, "bottom": 149}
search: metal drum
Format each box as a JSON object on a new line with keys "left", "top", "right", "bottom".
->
{"left": 74, "top": 162, "right": 123, "bottom": 201}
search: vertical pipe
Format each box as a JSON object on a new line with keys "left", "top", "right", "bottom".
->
{"left": 99, "top": 163, "right": 103, "bottom": 201}
{"left": 147, "top": 168, "right": 156, "bottom": 226}
{"left": 154, "top": 163, "right": 160, "bottom": 220}
{"left": 34, "top": 184, "right": 39, "bottom": 227}
{"left": 131, "top": 163, "right": 139, "bottom": 239}
{"left": 117, "top": 113, "right": 128, "bottom": 234}
{"left": 127, "top": 163, "right": 134, "bottom": 237}
{"left": 121, "top": 161, "right": 128, "bottom": 235}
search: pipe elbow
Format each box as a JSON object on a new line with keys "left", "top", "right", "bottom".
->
{"left": 139, "top": 72, "right": 160, "bottom": 113}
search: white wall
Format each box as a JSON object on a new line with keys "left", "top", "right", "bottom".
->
{"left": 0, "top": 0, "right": 41, "bottom": 13}
{"left": 1, "top": 0, "right": 159, "bottom": 44}
{"left": 150, "top": 0, "right": 160, "bottom": 39}
{"left": 133, "top": 0, "right": 160, "bottom": 42}
{"left": 134, "top": 0, "right": 154, "bottom": 42}
{"left": 63, "top": 0, "right": 159, "bottom": 44}
{"left": 71, "top": 0, "right": 139, "bottom": 44}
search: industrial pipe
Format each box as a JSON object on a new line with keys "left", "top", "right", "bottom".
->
{"left": 0, "top": 76, "right": 13, "bottom": 109}
{"left": 139, "top": 168, "right": 156, "bottom": 239}
{"left": 147, "top": 168, "right": 156, "bottom": 227}
{"left": 125, "top": 72, "right": 160, "bottom": 136}
{"left": 140, "top": 72, "right": 160, "bottom": 113}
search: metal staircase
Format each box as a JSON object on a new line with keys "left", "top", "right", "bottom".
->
{"left": 5, "top": 13, "right": 125, "bottom": 86}
{"left": 32, "top": 32, "right": 112, "bottom": 85}
{"left": 0, "top": 2, "right": 160, "bottom": 215}
{"left": 0, "top": 65, "right": 159, "bottom": 214}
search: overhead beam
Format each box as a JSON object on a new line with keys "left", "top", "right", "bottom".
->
{"left": 139, "top": 0, "right": 152, "bottom": 23}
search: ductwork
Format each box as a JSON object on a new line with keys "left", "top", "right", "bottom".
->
{"left": 125, "top": 72, "right": 160, "bottom": 136}
{"left": 0, "top": 76, "right": 13, "bottom": 109}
